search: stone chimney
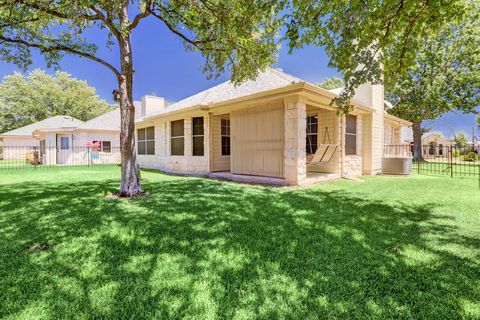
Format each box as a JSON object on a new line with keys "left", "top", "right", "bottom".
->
{"left": 141, "top": 95, "right": 165, "bottom": 117}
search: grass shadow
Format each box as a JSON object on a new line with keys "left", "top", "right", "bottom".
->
{"left": 0, "top": 172, "right": 479, "bottom": 319}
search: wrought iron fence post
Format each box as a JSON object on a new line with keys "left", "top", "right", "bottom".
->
{"left": 33, "top": 146, "right": 38, "bottom": 170}
{"left": 417, "top": 145, "right": 421, "bottom": 174}
{"left": 450, "top": 146, "right": 454, "bottom": 178}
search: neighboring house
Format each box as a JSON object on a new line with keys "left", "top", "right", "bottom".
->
{"left": 0, "top": 116, "right": 83, "bottom": 160}
{"left": 31, "top": 109, "right": 121, "bottom": 165}
{"left": 135, "top": 68, "right": 411, "bottom": 186}
{"left": 421, "top": 132, "right": 452, "bottom": 157}
{"left": 0, "top": 95, "right": 167, "bottom": 165}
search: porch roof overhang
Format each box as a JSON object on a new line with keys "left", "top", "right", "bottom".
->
{"left": 384, "top": 113, "right": 412, "bottom": 127}
{"left": 136, "top": 82, "right": 376, "bottom": 125}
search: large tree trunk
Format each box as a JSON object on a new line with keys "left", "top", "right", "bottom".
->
{"left": 117, "top": 32, "right": 142, "bottom": 197}
{"left": 412, "top": 120, "right": 423, "bottom": 161}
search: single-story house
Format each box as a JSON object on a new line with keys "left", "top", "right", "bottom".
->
{"left": 135, "top": 68, "right": 411, "bottom": 186}
{"left": 0, "top": 115, "right": 83, "bottom": 160}
{"left": 0, "top": 95, "right": 168, "bottom": 165}
{"left": 31, "top": 109, "right": 121, "bottom": 165}
{"left": 421, "top": 132, "right": 452, "bottom": 157}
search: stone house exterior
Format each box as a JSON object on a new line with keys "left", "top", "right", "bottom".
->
{"left": 421, "top": 132, "right": 452, "bottom": 157}
{"left": 135, "top": 68, "right": 411, "bottom": 186}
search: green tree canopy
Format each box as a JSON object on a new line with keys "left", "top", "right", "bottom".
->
{"left": 285, "top": 0, "right": 472, "bottom": 112}
{"left": 385, "top": 3, "right": 480, "bottom": 159}
{"left": 453, "top": 132, "right": 469, "bottom": 148}
{"left": 0, "top": 70, "right": 113, "bottom": 133}
{"left": 317, "top": 77, "right": 344, "bottom": 90}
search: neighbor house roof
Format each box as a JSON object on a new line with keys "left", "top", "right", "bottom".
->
{"left": 143, "top": 68, "right": 304, "bottom": 119}
{"left": 0, "top": 115, "right": 84, "bottom": 137}
{"left": 422, "top": 132, "right": 444, "bottom": 139}
{"left": 78, "top": 108, "right": 120, "bottom": 131}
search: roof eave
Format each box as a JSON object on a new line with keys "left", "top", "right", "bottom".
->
{"left": 0, "top": 134, "right": 34, "bottom": 138}
{"left": 76, "top": 128, "right": 120, "bottom": 132}
{"left": 138, "top": 103, "right": 211, "bottom": 123}
{"left": 136, "top": 81, "right": 379, "bottom": 125}
{"left": 384, "top": 113, "right": 412, "bottom": 126}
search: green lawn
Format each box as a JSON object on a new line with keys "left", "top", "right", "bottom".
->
{"left": 1, "top": 166, "right": 479, "bottom": 319}
{"left": 0, "top": 159, "right": 33, "bottom": 169}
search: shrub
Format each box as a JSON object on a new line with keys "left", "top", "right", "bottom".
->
{"left": 463, "top": 152, "right": 479, "bottom": 162}
{"left": 452, "top": 149, "right": 462, "bottom": 158}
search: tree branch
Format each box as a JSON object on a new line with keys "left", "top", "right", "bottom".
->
{"left": 12, "top": 0, "right": 101, "bottom": 21}
{"left": 88, "top": 5, "right": 122, "bottom": 40}
{"left": 148, "top": 9, "right": 207, "bottom": 48}
{"left": 128, "top": 0, "right": 153, "bottom": 31}
{"left": 0, "top": 34, "right": 121, "bottom": 77}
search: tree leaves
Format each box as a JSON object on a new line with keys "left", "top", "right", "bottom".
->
{"left": 386, "top": 4, "right": 480, "bottom": 123}
{"left": 0, "top": 70, "right": 113, "bottom": 133}
{"left": 284, "top": 0, "right": 471, "bottom": 112}
{"left": 317, "top": 77, "right": 344, "bottom": 90}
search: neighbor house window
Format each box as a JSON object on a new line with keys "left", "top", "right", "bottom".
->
{"left": 60, "top": 137, "right": 70, "bottom": 150}
{"left": 221, "top": 117, "right": 230, "bottom": 156}
{"left": 171, "top": 120, "right": 184, "bottom": 156}
{"left": 345, "top": 115, "right": 357, "bottom": 155}
{"left": 40, "top": 140, "right": 46, "bottom": 156}
{"left": 92, "top": 141, "right": 111, "bottom": 153}
{"left": 192, "top": 117, "right": 204, "bottom": 156}
{"left": 102, "top": 141, "right": 111, "bottom": 153}
{"left": 429, "top": 142, "right": 435, "bottom": 155}
{"left": 137, "top": 126, "right": 155, "bottom": 155}
{"left": 306, "top": 115, "right": 318, "bottom": 155}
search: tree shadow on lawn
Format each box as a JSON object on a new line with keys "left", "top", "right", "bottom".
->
{"left": 0, "top": 176, "right": 479, "bottom": 319}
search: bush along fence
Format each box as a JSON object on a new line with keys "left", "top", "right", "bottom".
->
{"left": 0, "top": 145, "right": 121, "bottom": 170}
{"left": 414, "top": 144, "right": 480, "bottom": 181}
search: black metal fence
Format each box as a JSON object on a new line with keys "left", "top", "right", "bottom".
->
{"left": 0, "top": 145, "right": 121, "bottom": 170}
{"left": 414, "top": 144, "right": 480, "bottom": 178}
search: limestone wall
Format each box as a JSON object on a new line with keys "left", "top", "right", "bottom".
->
{"left": 137, "top": 111, "right": 210, "bottom": 174}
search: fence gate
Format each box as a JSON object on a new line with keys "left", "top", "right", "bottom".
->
{"left": 414, "top": 145, "right": 480, "bottom": 183}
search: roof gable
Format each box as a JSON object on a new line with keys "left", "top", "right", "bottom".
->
{"left": 0, "top": 115, "right": 84, "bottom": 137}
{"left": 145, "top": 68, "right": 305, "bottom": 118}
{"left": 78, "top": 109, "right": 120, "bottom": 131}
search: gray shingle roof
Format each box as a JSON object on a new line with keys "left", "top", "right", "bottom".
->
{"left": 0, "top": 115, "right": 84, "bottom": 136}
{"left": 78, "top": 108, "right": 120, "bottom": 131}
{"left": 145, "top": 68, "right": 305, "bottom": 118}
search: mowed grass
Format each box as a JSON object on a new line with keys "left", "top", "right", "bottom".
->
{"left": 0, "top": 166, "right": 479, "bottom": 319}
{"left": 0, "top": 159, "right": 33, "bottom": 169}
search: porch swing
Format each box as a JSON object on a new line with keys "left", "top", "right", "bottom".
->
{"left": 308, "top": 126, "right": 339, "bottom": 166}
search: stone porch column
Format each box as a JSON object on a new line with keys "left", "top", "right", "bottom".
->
{"left": 284, "top": 96, "right": 307, "bottom": 185}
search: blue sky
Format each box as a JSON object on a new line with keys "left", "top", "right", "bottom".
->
{"left": 0, "top": 17, "right": 478, "bottom": 139}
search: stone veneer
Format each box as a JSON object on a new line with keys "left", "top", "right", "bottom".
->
{"left": 344, "top": 155, "right": 363, "bottom": 177}
{"left": 283, "top": 97, "right": 307, "bottom": 185}
{"left": 137, "top": 112, "right": 210, "bottom": 174}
